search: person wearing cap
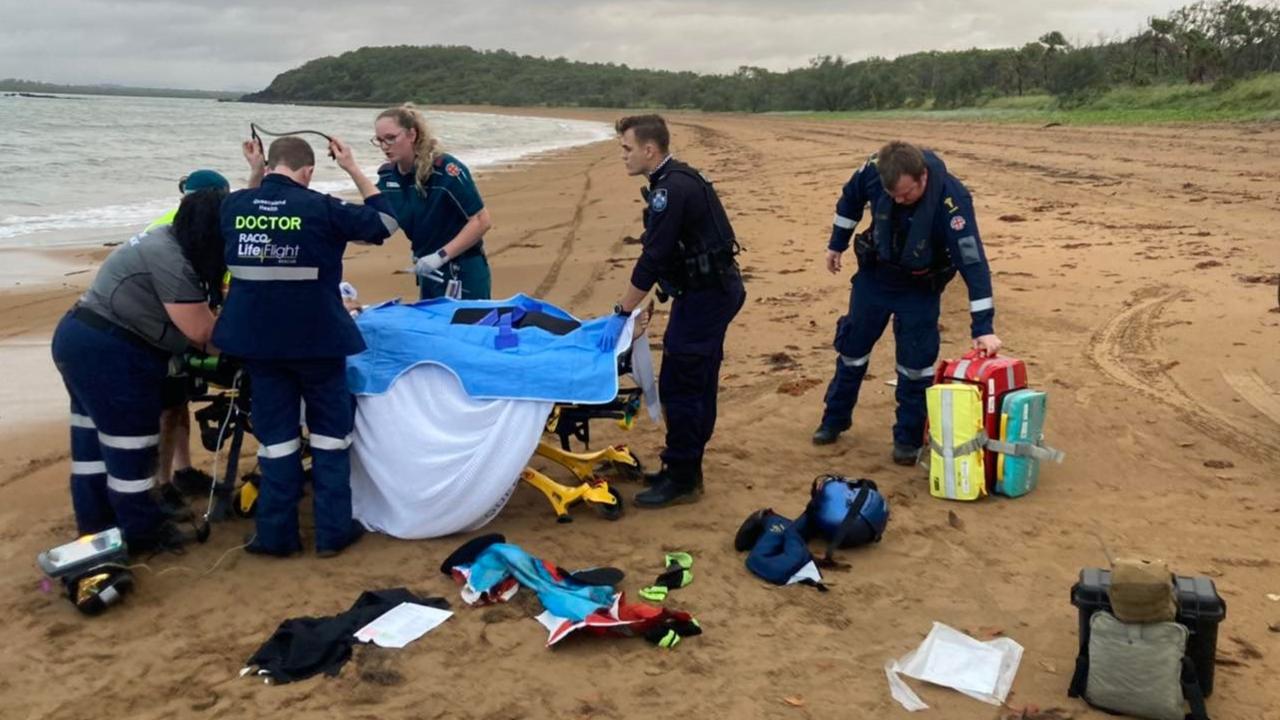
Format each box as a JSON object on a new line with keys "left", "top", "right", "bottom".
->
{"left": 214, "top": 135, "right": 398, "bottom": 558}
{"left": 50, "top": 176, "right": 230, "bottom": 553}
{"left": 372, "top": 104, "right": 493, "bottom": 300}
{"left": 147, "top": 148, "right": 266, "bottom": 516}
{"left": 147, "top": 169, "right": 248, "bottom": 231}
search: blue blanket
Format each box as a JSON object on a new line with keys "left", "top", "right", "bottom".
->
{"left": 346, "top": 294, "right": 628, "bottom": 403}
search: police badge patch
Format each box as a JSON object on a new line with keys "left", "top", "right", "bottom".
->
{"left": 650, "top": 188, "right": 668, "bottom": 212}
{"left": 950, "top": 215, "right": 966, "bottom": 231}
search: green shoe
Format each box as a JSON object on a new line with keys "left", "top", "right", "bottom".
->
{"left": 664, "top": 551, "right": 694, "bottom": 570}
{"left": 639, "top": 585, "right": 669, "bottom": 602}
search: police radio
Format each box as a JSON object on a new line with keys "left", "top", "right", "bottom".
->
{"left": 37, "top": 527, "right": 134, "bottom": 615}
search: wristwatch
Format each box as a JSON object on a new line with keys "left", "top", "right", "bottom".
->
{"left": 612, "top": 302, "right": 627, "bottom": 316}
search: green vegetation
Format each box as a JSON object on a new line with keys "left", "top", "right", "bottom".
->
{"left": 0, "top": 78, "right": 239, "bottom": 100}
{"left": 796, "top": 74, "right": 1280, "bottom": 124}
{"left": 245, "top": 0, "right": 1280, "bottom": 122}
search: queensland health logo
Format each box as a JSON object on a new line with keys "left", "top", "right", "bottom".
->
{"left": 234, "top": 212, "right": 302, "bottom": 263}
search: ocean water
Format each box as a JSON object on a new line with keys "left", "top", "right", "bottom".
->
{"left": 0, "top": 94, "right": 614, "bottom": 247}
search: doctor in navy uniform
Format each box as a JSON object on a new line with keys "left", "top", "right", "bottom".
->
{"left": 214, "top": 136, "right": 398, "bottom": 557}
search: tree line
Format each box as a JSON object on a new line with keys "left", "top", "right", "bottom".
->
{"left": 245, "top": 0, "right": 1280, "bottom": 111}
{"left": 0, "top": 78, "right": 238, "bottom": 100}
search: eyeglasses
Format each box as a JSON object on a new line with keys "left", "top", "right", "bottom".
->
{"left": 370, "top": 132, "right": 406, "bottom": 148}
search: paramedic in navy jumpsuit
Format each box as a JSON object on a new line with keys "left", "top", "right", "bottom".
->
{"left": 50, "top": 184, "right": 227, "bottom": 552}
{"left": 814, "top": 141, "right": 1001, "bottom": 465}
{"left": 214, "top": 136, "right": 398, "bottom": 557}
{"left": 605, "top": 115, "right": 746, "bottom": 508}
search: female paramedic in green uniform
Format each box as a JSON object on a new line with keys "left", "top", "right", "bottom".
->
{"left": 373, "top": 104, "right": 493, "bottom": 299}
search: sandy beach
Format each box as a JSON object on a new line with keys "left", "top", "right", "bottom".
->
{"left": 1, "top": 111, "right": 1277, "bottom": 720}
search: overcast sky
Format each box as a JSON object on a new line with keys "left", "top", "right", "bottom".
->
{"left": 1, "top": 0, "right": 1194, "bottom": 91}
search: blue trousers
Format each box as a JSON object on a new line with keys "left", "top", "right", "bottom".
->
{"left": 244, "top": 357, "right": 357, "bottom": 554}
{"left": 821, "top": 270, "right": 941, "bottom": 448}
{"left": 51, "top": 312, "right": 167, "bottom": 547}
{"left": 659, "top": 282, "right": 746, "bottom": 466}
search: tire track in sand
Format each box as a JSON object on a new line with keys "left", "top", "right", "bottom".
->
{"left": 532, "top": 157, "right": 603, "bottom": 299}
{"left": 1089, "top": 287, "right": 1280, "bottom": 460}
{"left": 487, "top": 219, "right": 573, "bottom": 259}
{"left": 1221, "top": 370, "right": 1280, "bottom": 429}
{"left": 559, "top": 121, "right": 760, "bottom": 310}
{"left": 1, "top": 451, "right": 68, "bottom": 490}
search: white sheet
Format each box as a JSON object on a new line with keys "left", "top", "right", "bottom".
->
{"left": 884, "top": 622, "right": 1024, "bottom": 712}
{"left": 351, "top": 363, "right": 553, "bottom": 539}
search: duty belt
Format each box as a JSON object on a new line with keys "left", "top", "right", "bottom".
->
{"left": 70, "top": 305, "right": 163, "bottom": 355}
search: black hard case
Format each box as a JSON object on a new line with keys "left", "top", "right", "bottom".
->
{"left": 1070, "top": 567, "right": 1226, "bottom": 696}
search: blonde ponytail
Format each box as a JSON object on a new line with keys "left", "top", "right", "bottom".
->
{"left": 377, "top": 103, "right": 441, "bottom": 193}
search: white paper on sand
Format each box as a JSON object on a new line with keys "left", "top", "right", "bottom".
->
{"left": 884, "top": 622, "right": 1023, "bottom": 712}
{"left": 354, "top": 602, "right": 453, "bottom": 649}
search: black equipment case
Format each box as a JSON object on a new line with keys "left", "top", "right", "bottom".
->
{"left": 1069, "top": 567, "right": 1226, "bottom": 697}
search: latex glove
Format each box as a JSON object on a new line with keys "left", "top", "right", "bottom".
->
{"left": 415, "top": 250, "right": 448, "bottom": 276}
{"left": 597, "top": 313, "right": 628, "bottom": 353}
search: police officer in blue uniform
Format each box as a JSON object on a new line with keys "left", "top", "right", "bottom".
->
{"left": 604, "top": 115, "right": 745, "bottom": 508}
{"left": 214, "top": 136, "right": 398, "bottom": 557}
{"left": 813, "top": 141, "right": 1001, "bottom": 465}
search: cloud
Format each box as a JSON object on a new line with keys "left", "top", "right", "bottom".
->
{"left": 0, "top": 0, "right": 1192, "bottom": 91}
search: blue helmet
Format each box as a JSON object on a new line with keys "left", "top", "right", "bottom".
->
{"left": 809, "top": 476, "right": 889, "bottom": 547}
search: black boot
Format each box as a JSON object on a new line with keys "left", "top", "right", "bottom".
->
{"left": 171, "top": 466, "right": 214, "bottom": 497}
{"left": 892, "top": 444, "right": 922, "bottom": 466}
{"left": 130, "top": 521, "right": 191, "bottom": 555}
{"left": 243, "top": 532, "right": 303, "bottom": 558}
{"left": 811, "top": 424, "right": 846, "bottom": 445}
{"left": 635, "top": 462, "right": 702, "bottom": 509}
{"left": 156, "top": 483, "right": 194, "bottom": 522}
{"left": 317, "top": 523, "right": 366, "bottom": 559}
{"left": 642, "top": 466, "right": 670, "bottom": 487}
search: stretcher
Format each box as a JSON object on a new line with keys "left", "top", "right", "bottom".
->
{"left": 187, "top": 356, "right": 649, "bottom": 527}
{"left": 187, "top": 296, "right": 656, "bottom": 537}
{"left": 185, "top": 355, "right": 257, "bottom": 521}
{"left": 523, "top": 386, "right": 645, "bottom": 522}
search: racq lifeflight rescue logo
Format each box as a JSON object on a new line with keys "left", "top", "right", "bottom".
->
{"left": 235, "top": 199, "right": 302, "bottom": 263}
